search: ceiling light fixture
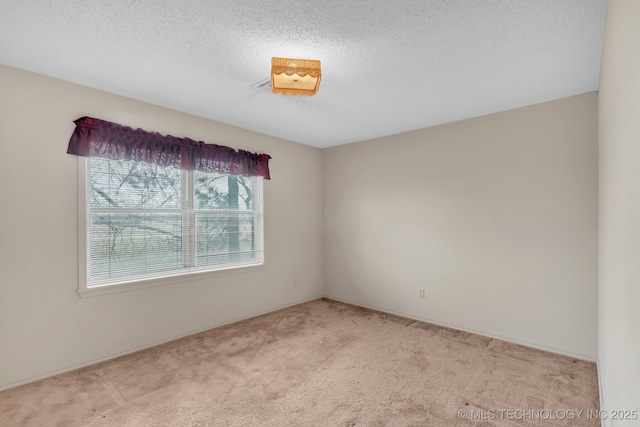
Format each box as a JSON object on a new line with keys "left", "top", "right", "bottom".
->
{"left": 271, "top": 57, "right": 321, "bottom": 96}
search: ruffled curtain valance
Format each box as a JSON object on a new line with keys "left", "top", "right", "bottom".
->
{"left": 66, "top": 117, "right": 271, "bottom": 179}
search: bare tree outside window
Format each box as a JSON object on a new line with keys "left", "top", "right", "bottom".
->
{"left": 87, "top": 158, "right": 260, "bottom": 284}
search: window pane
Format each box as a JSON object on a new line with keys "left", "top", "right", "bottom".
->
{"left": 89, "top": 158, "right": 181, "bottom": 209}
{"left": 83, "top": 158, "right": 263, "bottom": 288}
{"left": 89, "top": 213, "right": 182, "bottom": 280}
{"left": 195, "top": 213, "right": 256, "bottom": 266}
{"left": 193, "top": 172, "right": 253, "bottom": 210}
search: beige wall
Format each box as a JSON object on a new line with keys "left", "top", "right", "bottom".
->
{"left": 0, "top": 65, "right": 324, "bottom": 390}
{"left": 0, "top": 63, "right": 601, "bottom": 390}
{"left": 323, "top": 93, "right": 598, "bottom": 359}
{"left": 598, "top": 0, "right": 640, "bottom": 420}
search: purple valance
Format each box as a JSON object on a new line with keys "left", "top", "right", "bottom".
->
{"left": 67, "top": 116, "right": 271, "bottom": 179}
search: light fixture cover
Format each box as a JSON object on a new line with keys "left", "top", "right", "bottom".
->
{"left": 271, "top": 57, "right": 321, "bottom": 96}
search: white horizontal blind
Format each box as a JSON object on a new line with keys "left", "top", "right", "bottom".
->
{"left": 86, "top": 158, "right": 263, "bottom": 286}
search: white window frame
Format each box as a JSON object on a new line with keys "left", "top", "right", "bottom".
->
{"left": 77, "top": 158, "right": 265, "bottom": 297}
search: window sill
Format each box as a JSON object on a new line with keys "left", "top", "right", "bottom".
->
{"left": 77, "top": 262, "right": 266, "bottom": 298}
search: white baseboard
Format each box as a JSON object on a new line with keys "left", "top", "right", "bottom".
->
{"left": 1, "top": 293, "right": 595, "bottom": 392}
{"left": 0, "top": 294, "right": 323, "bottom": 392}
{"left": 323, "top": 295, "right": 597, "bottom": 363}
{"left": 596, "top": 359, "right": 607, "bottom": 427}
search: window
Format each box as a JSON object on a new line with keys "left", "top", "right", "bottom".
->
{"left": 67, "top": 116, "right": 270, "bottom": 295}
{"left": 79, "top": 157, "right": 264, "bottom": 292}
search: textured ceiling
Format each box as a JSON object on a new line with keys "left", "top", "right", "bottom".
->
{"left": 0, "top": 1, "right": 607, "bottom": 148}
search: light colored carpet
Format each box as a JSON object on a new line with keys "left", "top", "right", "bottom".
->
{"left": 0, "top": 298, "right": 599, "bottom": 426}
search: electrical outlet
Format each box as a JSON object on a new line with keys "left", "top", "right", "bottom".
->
{"left": 419, "top": 289, "right": 425, "bottom": 299}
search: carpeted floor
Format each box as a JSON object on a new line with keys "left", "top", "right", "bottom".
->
{"left": 0, "top": 298, "right": 599, "bottom": 426}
